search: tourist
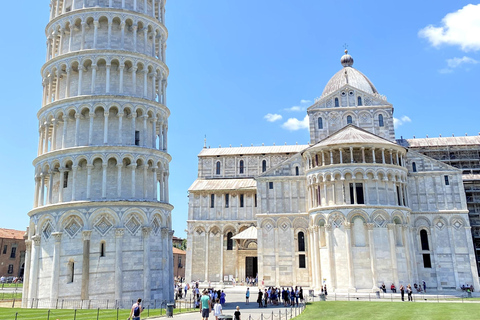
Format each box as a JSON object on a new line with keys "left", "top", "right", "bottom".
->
{"left": 200, "top": 290, "right": 211, "bottom": 320}
{"left": 324, "top": 284, "right": 328, "bottom": 296}
{"left": 381, "top": 283, "right": 386, "bottom": 293}
{"left": 128, "top": 298, "right": 143, "bottom": 320}
{"left": 234, "top": 306, "right": 241, "bottom": 320}
{"left": 290, "top": 287, "right": 296, "bottom": 306}
{"left": 263, "top": 289, "right": 268, "bottom": 307}
{"left": 245, "top": 288, "right": 250, "bottom": 304}
{"left": 400, "top": 285, "right": 405, "bottom": 301}
{"left": 257, "top": 289, "right": 263, "bottom": 308}
{"left": 422, "top": 280, "right": 426, "bottom": 293}
{"left": 213, "top": 298, "right": 222, "bottom": 320}
{"left": 220, "top": 290, "right": 226, "bottom": 306}
{"left": 407, "top": 285, "right": 413, "bottom": 302}
{"left": 391, "top": 283, "right": 396, "bottom": 293}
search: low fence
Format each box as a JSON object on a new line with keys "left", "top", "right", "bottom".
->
{"left": 243, "top": 304, "right": 306, "bottom": 320}
{"left": 304, "top": 292, "right": 479, "bottom": 303}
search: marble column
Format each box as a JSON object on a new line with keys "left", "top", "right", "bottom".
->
{"left": 22, "top": 240, "right": 32, "bottom": 308}
{"left": 142, "top": 227, "right": 152, "bottom": 300}
{"left": 219, "top": 232, "right": 224, "bottom": 282}
{"left": 204, "top": 230, "right": 209, "bottom": 281}
{"left": 325, "top": 224, "right": 336, "bottom": 290}
{"left": 50, "top": 232, "right": 63, "bottom": 305}
{"left": 81, "top": 230, "right": 92, "bottom": 300}
{"left": 387, "top": 224, "right": 399, "bottom": 286}
{"left": 161, "top": 228, "right": 169, "bottom": 299}
{"left": 28, "top": 235, "right": 41, "bottom": 303}
{"left": 114, "top": 228, "right": 125, "bottom": 302}
{"left": 367, "top": 223, "right": 378, "bottom": 289}
{"left": 447, "top": 226, "right": 460, "bottom": 289}
{"left": 345, "top": 222, "right": 355, "bottom": 291}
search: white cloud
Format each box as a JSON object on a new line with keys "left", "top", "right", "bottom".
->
{"left": 439, "top": 56, "right": 478, "bottom": 73}
{"left": 284, "top": 99, "right": 312, "bottom": 112}
{"left": 394, "top": 115, "right": 412, "bottom": 129}
{"left": 281, "top": 115, "right": 309, "bottom": 131}
{"left": 419, "top": 4, "right": 480, "bottom": 51}
{"left": 284, "top": 106, "right": 303, "bottom": 112}
{"left": 264, "top": 113, "right": 282, "bottom": 122}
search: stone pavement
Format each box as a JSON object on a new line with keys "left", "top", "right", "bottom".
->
{"left": 148, "top": 285, "right": 304, "bottom": 320}
{"left": 146, "top": 284, "right": 480, "bottom": 319}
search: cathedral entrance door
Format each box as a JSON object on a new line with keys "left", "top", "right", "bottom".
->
{"left": 245, "top": 257, "right": 258, "bottom": 278}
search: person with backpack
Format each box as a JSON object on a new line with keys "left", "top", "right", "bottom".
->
{"left": 128, "top": 298, "right": 143, "bottom": 320}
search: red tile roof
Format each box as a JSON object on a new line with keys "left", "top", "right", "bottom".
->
{"left": 0, "top": 228, "right": 25, "bottom": 240}
{"left": 173, "top": 247, "right": 186, "bottom": 255}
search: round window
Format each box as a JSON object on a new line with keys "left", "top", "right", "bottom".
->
{"left": 341, "top": 91, "right": 346, "bottom": 96}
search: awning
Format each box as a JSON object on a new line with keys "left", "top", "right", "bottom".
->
{"left": 231, "top": 226, "right": 257, "bottom": 240}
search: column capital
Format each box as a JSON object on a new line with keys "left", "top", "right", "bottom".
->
{"left": 116, "top": 163, "right": 123, "bottom": 168}
{"left": 142, "top": 227, "right": 152, "bottom": 237}
{"left": 52, "top": 232, "right": 63, "bottom": 242}
{"left": 82, "top": 230, "right": 92, "bottom": 241}
{"left": 168, "top": 230, "right": 175, "bottom": 237}
{"left": 115, "top": 228, "right": 125, "bottom": 238}
{"left": 366, "top": 223, "right": 375, "bottom": 230}
{"left": 387, "top": 223, "right": 396, "bottom": 230}
{"left": 25, "top": 240, "right": 32, "bottom": 250}
{"left": 325, "top": 224, "right": 332, "bottom": 231}
{"left": 104, "top": 112, "right": 110, "bottom": 117}
{"left": 161, "top": 227, "right": 169, "bottom": 236}
{"left": 117, "top": 112, "right": 125, "bottom": 118}
{"left": 344, "top": 222, "right": 352, "bottom": 230}
{"left": 32, "top": 235, "right": 41, "bottom": 246}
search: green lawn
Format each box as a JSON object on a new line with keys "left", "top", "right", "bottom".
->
{"left": 0, "top": 307, "right": 196, "bottom": 320}
{"left": 0, "top": 283, "right": 23, "bottom": 289}
{"left": 0, "top": 292, "right": 22, "bottom": 300}
{"left": 296, "top": 301, "right": 480, "bottom": 320}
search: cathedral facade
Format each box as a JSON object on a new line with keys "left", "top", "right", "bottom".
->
{"left": 23, "top": 0, "right": 173, "bottom": 308}
{"left": 186, "top": 51, "right": 480, "bottom": 292}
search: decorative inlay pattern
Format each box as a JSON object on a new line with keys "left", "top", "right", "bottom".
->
{"left": 125, "top": 216, "right": 141, "bottom": 235}
{"left": 94, "top": 216, "right": 113, "bottom": 236}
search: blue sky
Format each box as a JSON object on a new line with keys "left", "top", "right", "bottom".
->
{"left": 1, "top": 1, "right": 479, "bottom": 238}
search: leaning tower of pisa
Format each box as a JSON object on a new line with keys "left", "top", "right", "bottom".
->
{"left": 23, "top": 0, "right": 173, "bottom": 308}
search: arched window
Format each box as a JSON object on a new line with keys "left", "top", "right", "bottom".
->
{"left": 334, "top": 97, "right": 339, "bottom": 107}
{"left": 347, "top": 115, "right": 353, "bottom": 124}
{"left": 227, "top": 232, "right": 233, "bottom": 250}
{"left": 216, "top": 161, "right": 221, "bottom": 175}
{"left": 100, "top": 242, "right": 106, "bottom": 257}
{"left": 318, "top": 117, "right": 323, "bottom": 129}
{"left": 239, "top": 160, "right": 244, "bottom": 174}
{"left": 357, "top": 96, "right": 362, "bottom": 106}
{"left": 412, "top": 162, "right": 417, "bottom": 172}
{"left": 298, "top": 232, "right": 305, "bottom": 252}
{"left": 420, "top": 229, "right": 429, "bottom": 251}
{"left": 379, "top": 114, "right": 384, "bottom": 127}
{"left": 262, "top": 160, "right": 267, "bottom": 172}
{"left": 295, "top": 166, "right": 299, "bottom": 176}
{"left": 68, "top": 261, "right": 75, "bottom": 283}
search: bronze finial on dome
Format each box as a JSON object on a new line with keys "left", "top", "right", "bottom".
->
{"left": 341, "top": 49, "right": 354, "bottom": 67}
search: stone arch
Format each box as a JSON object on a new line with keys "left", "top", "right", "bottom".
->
{"left": 414, "top": 216, "right": 431, "bottom": 228}
{"left": 347, "top": 210, "right": 369, "bottom": 223}
{"left": 59, "top": 211, "right": 85, "bottom": 238}
{"left": 371, "top": 209, "right": 390, "bottom": 227}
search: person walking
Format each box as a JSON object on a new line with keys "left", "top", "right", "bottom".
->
{"left": 400, "top": 285, "right": 405, "bottom": 301}
{"left": 234, "top": 306, "right": 241, "bottom": 320}
{"left": 257, "top": 290, "right": 263, "bottom": 308}
{"left": 200, "top": 290, "right": 212, "bottom": 320}
{"left": 213, "top": 298, "right": 222, "bottom": 320}
{"left": 245, "top": 288, "right": 250, "bottom": 304}
{"left": 128, "top": 298, "right": 143, "bottom": 320}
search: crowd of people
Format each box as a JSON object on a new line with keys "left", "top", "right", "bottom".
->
{"left": 255, "top": 286, "right": 304, "bottom": 308}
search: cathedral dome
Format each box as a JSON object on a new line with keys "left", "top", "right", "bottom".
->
{"left": 322, "top": 50, "right": 378, "bottom": 97}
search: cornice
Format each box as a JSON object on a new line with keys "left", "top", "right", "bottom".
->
{"left": 28, "top": 200, "right": 174, "bottom": 217}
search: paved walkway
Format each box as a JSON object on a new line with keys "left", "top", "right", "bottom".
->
{"left": 146, "top": 285, "right": 479, "bottom": 319}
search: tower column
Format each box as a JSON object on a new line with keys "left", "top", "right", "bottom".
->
{"left": 367, "top": 223, "right": 378, "bottom": 289}
{"left": 28, "top": 236, "right": 41, "bottom": 302}
{"left": 114, "top": 228, "right": 125, "bottom": 302}
{"left": 50, "top": 232, "right": 62, "bottom": 305}
{"left": 143, "top": 227, "right": 152, "bottom": 300}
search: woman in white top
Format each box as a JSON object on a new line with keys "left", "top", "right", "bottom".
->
{"left": 213, "top": 298, "right": 223, "bottom": 320}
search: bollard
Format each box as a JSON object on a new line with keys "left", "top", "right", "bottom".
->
{"left": 74, "top": 309, "right": 77, "bottom": 320}
{"left": 15, "top": 312, "right": 18, "bottom": 320}
{"left": 97, "top": 307, "right": 100, "bottom": 320}
{"left": 116, "top": 307, "right": 119, "bottom": 320}
{"left": 47, "top": 310, "right": 50, "bottom": 320}
{"left": 148, "top": 305, "right": 150, "bottom": 316}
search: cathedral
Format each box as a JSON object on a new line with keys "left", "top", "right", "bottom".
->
{"left": 185, "top": 50, "right": 480, "bottom": 292}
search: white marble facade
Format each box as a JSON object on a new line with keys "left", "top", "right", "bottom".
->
{"left": 186, "top": 51, "right": 480, "bottom": 292}
{"left": 23, "top": 0, "right": 173, "bottom": 308}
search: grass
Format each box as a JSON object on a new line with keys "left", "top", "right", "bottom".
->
{"left": 0, "top": 283, "right": 23, "bottom": 289}
{"left": 296, "top": 301, "right": 480, "bottom": 320}
{"left": 0, "top": 306, "right": 196, "bottom": 320}
{"left": 0, "top": 292, "right": 22, "bottom": 300}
